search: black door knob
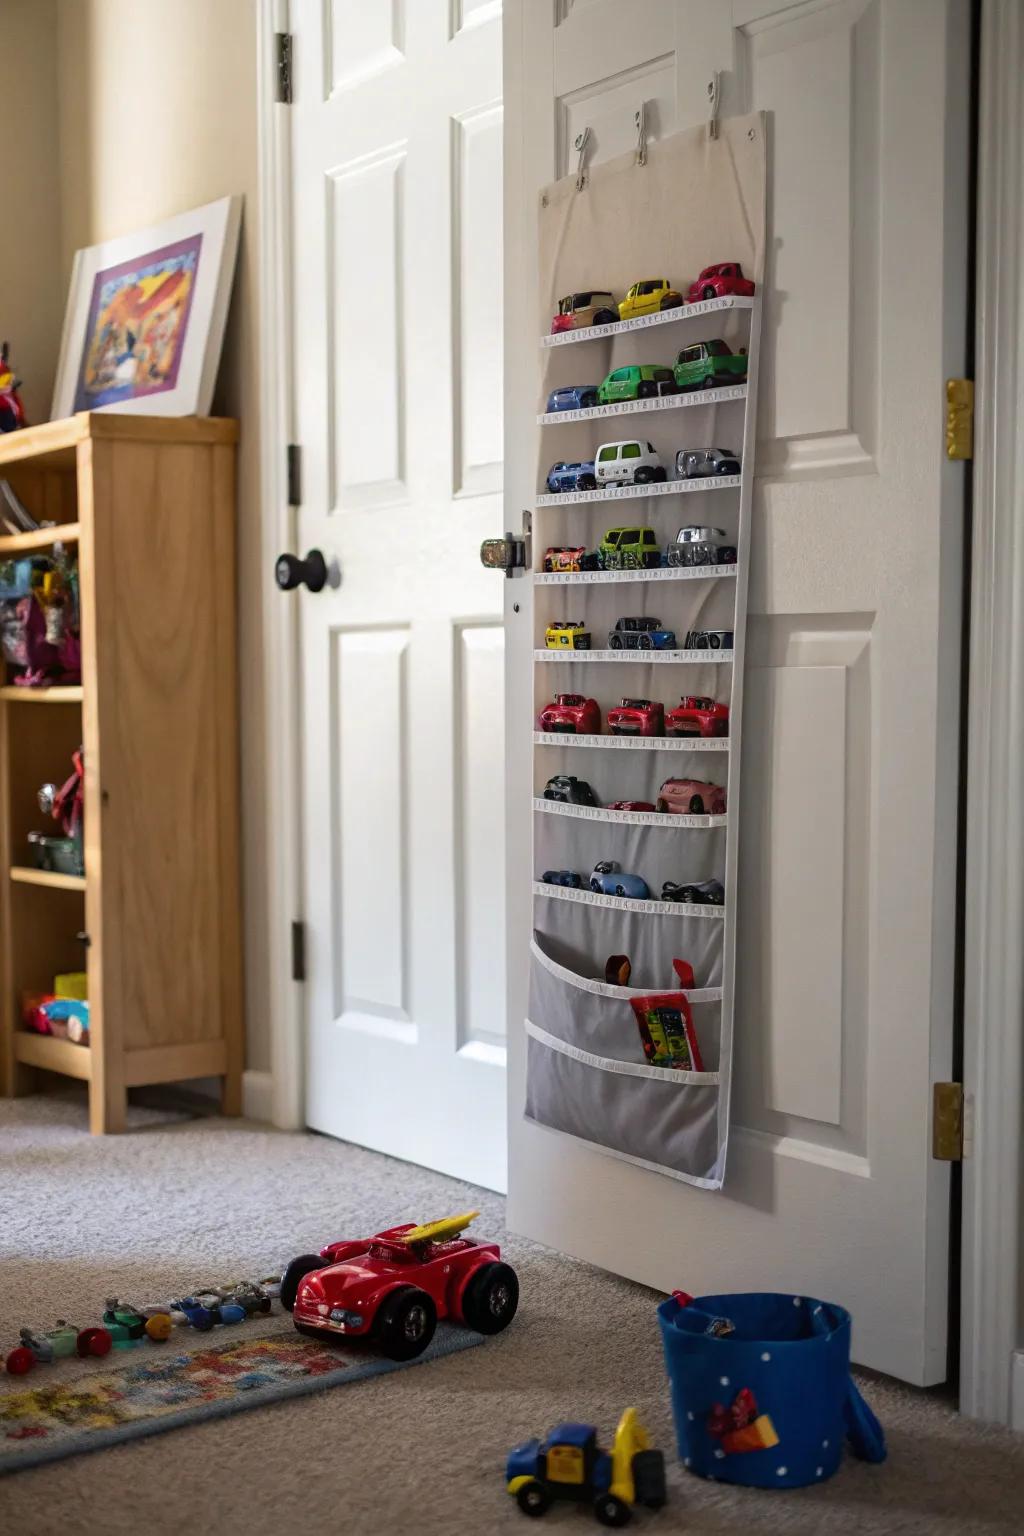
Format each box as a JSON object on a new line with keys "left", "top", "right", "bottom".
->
{"left": 275, "top": 549, "right": 327, "bottom": 593}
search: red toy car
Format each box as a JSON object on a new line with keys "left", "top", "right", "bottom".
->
{"left": 607, "top": 800, "right": 656, "bottom": 812}
{"left": 606, "top": 698, "right": 664, "bottom": 737}
{"left": 657, "top": 778, "right": 727, "bottom": 816}
{"left": 543, "top": 546, "right": 589, "bottom": 573}
{"left": 686, "top": 263, "right": 756, "bottom": 304}
{"left": 665, "top": 695, "right": 730, "bottom": 738}
{"left": 0, "top": 342, "right": 26, "bottom": 433}
{"left": 281, "top": 1212, "right": 518, "bottom": 1361}
{"left": 538, "top": 693, "right": 602, "bottom": 734}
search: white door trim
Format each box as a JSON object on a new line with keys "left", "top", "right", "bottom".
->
{"left": 254, "top": 0, "right": 304, "bottom": 1130}
{"left": 959, "top": 0, "right": 1024, "bottom": 1428}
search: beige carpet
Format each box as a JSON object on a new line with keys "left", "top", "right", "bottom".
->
{"left": 1, "top": 1093, "right": 1021, "bottom": 1536}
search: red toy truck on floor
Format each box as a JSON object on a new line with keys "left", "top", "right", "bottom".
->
{"left": 281, "top": 1212, "right": 519, "bottom": 1361}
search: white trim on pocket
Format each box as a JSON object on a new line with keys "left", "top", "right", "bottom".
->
{"left": 530, "top": 937, "right": 722, "bottom": 1004}
{"left": 525, "top": 1018, "right": 720, "bottom": 1087}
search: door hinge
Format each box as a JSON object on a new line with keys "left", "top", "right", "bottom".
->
{"left": 291, "top": 920, "right": 306, "bottom": 983}
{"left": 287, "top": 444, "right": 302, "bottom": 507}
{"left": 479, "top": 510, "right": 532, "bottom": 578}
{"left": 945, "top": 378, "right": 974, "bottom": 460}
{"left": 275, "top": 32, "right": 293, "bottom": 104}
{"left": 932, "top": 1081, "right": 964, "bottom": 1161}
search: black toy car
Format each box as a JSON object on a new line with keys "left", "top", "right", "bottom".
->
{"left": 542, "top": 870, "right": 584, "bottom": 888}
{"left": 543, "top": 775, "right": 599, "bottom": 807}
{"left": 662, "top": 878, "right": 725, "bottom": 905}
{"left": 683, "top": 628, "right": 734, "bottom": 650}
{"left": 608, "top": 617, "right": 678, "bottom": 651}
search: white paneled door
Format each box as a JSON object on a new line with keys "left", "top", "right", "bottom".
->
{"left": 289, "top": 0, "right": 507, "bottom": 1189}
{"left": 504, "top": 0, "right": 970, "bottom": 1384}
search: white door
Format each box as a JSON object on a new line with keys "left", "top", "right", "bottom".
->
{"left": 289, "top": 0, "right": 507, "bottom": 1190}
{"left": 504, "top": 0, "right": 970, "bottom": 1384}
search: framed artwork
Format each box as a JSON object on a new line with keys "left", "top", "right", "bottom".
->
{"left": 52, "top": 196, "right": 242, "bottom": 421}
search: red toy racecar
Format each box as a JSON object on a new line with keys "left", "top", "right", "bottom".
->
{"left": 664, "top": 695, "right": 730, "bottom": 738}
{"left": 281, "top": 1212, "right": 519, "bottom": 1361}
{"left": 607, "top": 799, "right": 656, "bottom": 812}
{"left": 538, "top": 693, "right": 602, "bottom": 734}
{"left": 686, "top": 263, "right": 756, "bottom": 304}
{"left": 606, "top": 697, "right": 664, "bottom": 737}
{"left": 657, "top": 778, "right": 727, "bottom": 816}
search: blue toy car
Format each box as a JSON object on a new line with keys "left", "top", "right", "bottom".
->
{"left": 546, "top": 461, "right": 598, "bottom": 494}
{"left": 589, "top": 861, "right": 650, "bottom": 900}
{"left": 170, "top": 1295, "right": 246, "bottom": 1332}
{"left": 608, "top": 616, "right": 678, "bottom": 651}
{"left": 543, "top": 870, "right": 584, "bottom": 888}
{"left": 546, "top": 385, "right": 598, "bottom": 413}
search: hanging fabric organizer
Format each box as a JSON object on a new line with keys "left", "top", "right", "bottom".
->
{"left": 526, "top": 113, "right": 767, "bottom": 1190}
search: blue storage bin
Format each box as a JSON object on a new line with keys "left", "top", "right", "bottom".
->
{"left": 658, "top": 1291, "right": 885, "bottom": 1489}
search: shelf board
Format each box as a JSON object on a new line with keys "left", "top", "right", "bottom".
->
{"left": 535, "top": 731, "right": 729, "bottom": 751}
{"left": 534, "top": 796, "right": 726, "bottom": 829}
{"left": 10, "top": 865, "right": 86, "bottom": 892}
{"left": 538, "top": 384, "right": 746, "bottom": 426}
{"left": 534, "top": 879, "right": 726, "bottom": 919}
{"left": 535, "top": 563, "right": 736, "bottom": 586}
{"left": 535, "top": 649, "right": 734, "bottom": 665}
{"left": 0, "top": 684, "right": 83, "bottom": 704}
{"left": 0, "top": 521, "right": 80, "bottom": 555}
{"left": 542, "top": 294, "right": 755, "bottom": 349}
{"left": 14, "top": 1031, "right": 91, "bottom": 1081}
{"left": 537, "top": 473, "right": 739, "bottom": 508}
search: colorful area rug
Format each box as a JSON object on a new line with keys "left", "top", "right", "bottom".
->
{"left": 0, "top": 1325, "right": 483, "bottom": 1475}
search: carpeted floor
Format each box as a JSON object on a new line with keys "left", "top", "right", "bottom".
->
{"left": 1, "top": 1094, "right": 1022, "bottom": 1536}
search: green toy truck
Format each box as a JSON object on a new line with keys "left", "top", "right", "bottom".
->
{"left": 599, "top": 527, "right": 661, "bottom": 570}
{"left": 597, "top": 365, "right": 677, "bottom": 404}
{"left": 673, "top": 339, "right": 747, "bottom": 391}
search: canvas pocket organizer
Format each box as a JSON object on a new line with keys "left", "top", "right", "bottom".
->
{"left": 527, "top": 115, "right": 766, "bottom": 1191}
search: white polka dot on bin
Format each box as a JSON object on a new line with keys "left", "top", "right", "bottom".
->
{"left": 686, "top": 1411, "right": 695, "bottom": 1422}
{"left": 761, "top": 1351, "right": 771, "bottom": 1362}
{"left": 816, "top": 1467, "right": 824, "bottom": 1478}
{"left": 683, "top": 1458, "right": 691, "bottom": 1469}
{"left": 714, "top": 1449, "right": 725, "bottom": 1460}
{"left": 792, "top": 1297, "right": 802, "bottom": 1306}
{"left": 776, "top": 1466, "right": 788, "bottom": 1477}
{"left": 719, "top": 1376, "right": 730, "bottom": 1387}
{"left": 822, "top": 1440, "right": 830, "bottom": 1450}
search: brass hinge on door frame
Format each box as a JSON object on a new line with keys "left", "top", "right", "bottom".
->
{"left": 932, "top": 1081, "right": 964, "bottom": 1161}
{"left": 945, "top": 378, "right": 974, "bottom": 460}
{"left": 275, "top": 33, "right": 293, "bottom": 105}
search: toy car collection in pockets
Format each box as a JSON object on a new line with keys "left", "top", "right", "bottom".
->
{"left": 545, "top": 620, "right": 591, "bottom": 649}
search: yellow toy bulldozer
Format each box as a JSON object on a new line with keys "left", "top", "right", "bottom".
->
{"left": 506, "top": 1407, "right": 667, "bottom": 1526}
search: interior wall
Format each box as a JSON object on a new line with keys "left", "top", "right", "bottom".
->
{"left": 53, "top": 0, "right": 271, "bottom": 1076}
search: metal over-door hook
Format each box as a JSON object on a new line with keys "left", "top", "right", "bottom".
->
{"left": 707, "top": 73, "right": 721, "bottom": 139}
{"left": 634, "top": 102, "right": 648, "bottom": 166}
{"left": 574, "top": 127, "right": 592, "bottom": 191}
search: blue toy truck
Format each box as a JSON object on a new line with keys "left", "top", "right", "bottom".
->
{"left": 506, "top": 1409, "right": 666, "bottom": 1526}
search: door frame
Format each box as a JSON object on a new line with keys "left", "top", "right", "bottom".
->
{"left": 959, "top": 0, "right": 1024, "bottom": 1429}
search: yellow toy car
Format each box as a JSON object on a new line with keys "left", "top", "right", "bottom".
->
{"left": 545, "top": 621, "right": 591, "bottom": 651}
{"left": 618, "top": 279, "right": 683, "bottom": 321}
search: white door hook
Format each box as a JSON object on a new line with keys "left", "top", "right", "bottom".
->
{"left": 634, "top": 103, "right": 648, "bottom": 166}
{"left": 707, "top": 73, "right": 721, "bottom": 139}
{"left": 574, "top": 127, "right": 592, "bottom": 191}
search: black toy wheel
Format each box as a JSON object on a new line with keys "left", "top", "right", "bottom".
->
{"left": 689, "top": 795, "right": 704, "bottom": 814}
{"left": 461, "top": 1261, "right": 519, "bottom": 1335}
{"left": 633, "top": 1449, "right": 667, "bottom": 1509}
{"left": 280, "top": 1254, "right": 324, "bottom": 1313}
{"left": 660, "top": 294, "right": 682, "bottom": 310}
{"left": 374, "top": 1286, "right": 437, "bottom": 1361}
{"left": 634, "top": 467, "right": 654, "bottom": 484}
{"left": 639, "top": 634, "right": 653, "bottom": 650}
{"left": 516, "top": 1480, "right": 551, "bottom": 1518}
{"left": 637, "top": 381, "right": 656, "bottom": 398}
{"left": 709, "top": 633, "right": 722, "bottom": 649}
{"left": 654, "top": 467, "right": 667, "bottom": 481}
{"left": 594, "top": 309, "right": 616, "bottom": 326}
{"left": 615, "top": 884, "right": 627, "bottom": 897}
{"left": 579, "top": 473, "right": 597, "bottom": 490}
{"left": 594, "top": 1493, "right": 632, "bottom": 1528}
{"left": 609, "top": 634, "right": 623, "bottom": 650}
{"left": 702, "top": 284, "right": 717, "bottom": 300}
{"left": 581, "top": 393, "right": 597, "bottom": 409}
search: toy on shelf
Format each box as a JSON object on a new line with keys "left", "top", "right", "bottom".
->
{"left": 543, "top": 870, "right": 584, "bottom": 889}
{"left": 673, "top": 339, "right": 748, "bottom": 391}
{"left": 607, "top": 698, "right": 664, "bottom": 737}
{"left": 538, "top": 694, "right": 602, "bottom": 734}
{"left": 605, "top": 954, "right": 632, "bottom": 985}
{"left": 589, "top": 861, "right": 650, "bottom": 901}
{"left": 0, "top": 544, "right": 81, "bottom": 687}
{"left": 506, "top": 1407, "right": 667, "bottom": 1525}
{"left": 542, "top": 775, "right": 598, "bottom": 806}
{"left": 607, "top": 800, "right": 655, "bottom": 812}
{"left": 543, "top": 546, "right": 599, "bottom": 574}
{"left": 600, "top": 527, "right": 660, "bottom": 570}
{"left": 631, "top": 984, "right": 703, "bottom": 1072}
{"left": 0, "top": 342, "right": 26, "bottom": 432}
{"left": 5, "top": 1322, "right": 112, "bottom": 1375}
{"left": 619, "top": 279, "right": 683, "bottom": 319}
{"left": 595, "top": 440, "right": 665, "bottom": 487}
{"left": 546, "top": 620, "right": 591, "bottom": 651}
{"left": 665, "top": 696, "right": 730, "bottom": 738}
{"left": 666, "top": 526, "right": 736, "bottom": 568}
{"left": 551, "top": 291, "right": 619, "bottom": 334}
{"left": 657, "top": 778, "right": 726, "bottom": 816}
{"left": 546, "top": 460, "right": 598, "bottom": 494}
{"left": 608, "top": 617, "right": 677, "bottom": 651}
{"left": 32, "top": 746, "right": 85, "bottom": 876}
{"left": 21, "top": 994, "right": 90, "bottom": 1044}
{"left": 597, "top": 365, "right": 677, "bottom": 404}
{"left": 676, "top": 447, "right": 740, "bottom": 478}
{"left": 547, "top": 384, "right": 599, "bottom": 411}
{"left": 686, "top": 263, "right": 756, "bottom": 303}
{"left": 684, "top": 628, "right": 733, "bottom": 651}
{"left": 280, "top": 1211, "right": 519, "bottom": 1362}
{"left": 662, "top": 878, "right": 725, "bottom": 906}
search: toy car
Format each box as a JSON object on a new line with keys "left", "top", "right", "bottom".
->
{"left": 546, "top": 461, "right": 598, "bottom": 494}
{"left": 589, "top": 861, "right": 650, "bottom": 900}
{"left": 686, "top": 263, "right": 756, "bottom": 303}
{"left": 542, "top": 870, "right": 584, "bottom": 888}
{"left": 619, "top": 279, "right": 683, "bottom": 319}
{"left": 662, "top": 878, "right": 725, "bottom": 905}
{"left": 205, "top": 1281, "right": 274, "bottom": 1317}
{"left": 507, "top": 1408, "right": 666, "bottom": 1525}
{"left": 606, "top": 800, "right": 655, "bottom": 812}
{"left": 281, "top": 1211, "right": 519, "bottom": 1361}
{"left": 595, "top": 440, "right": 666, "bottom": 487}
{"left": 665, "top": 696, "right": 730, "bottom": 738}
{"left": 103, "top": 1299, "right": 172, "bottom": 1345}
{"left": 684, "top": 628, "right": 734, "bottom": 650}
{"left": 608, "top": 616, "right": 677, "bottom": 651}
{"left": 596, "top": 365, "right": 676, "bottom": 405}
{"left": 546, "top": 384, "right": 599, "bottom": 412}
{"left": 538, "top": 694, "right": 602, "bottom": 734}
{"left": 167, "top": 1295, "right": 245, "bottom": 1332}
{"left": 0, "top": 343, "right": 26, "bottom": 433}
{"left": 599, "top": 527, "right": 660, "bottom": 570}
{"left": 606, "top": 698, "right": 664, "bottom": 737}
{"left": 673, "top": 338, "right": 748, "bottom": 390}
{"left": 5, "top": 1321, "right": 112, "bottom": 1375}
{"left": 676, "top": 447, "right": 741, "bottom": 478}
{"left": 543, "top": 775, "right": 598, "bottom": 806}
{"left": 551, "top": 292, "right": 619, "bottom": 333}
{"left": 543, "top": 546, "right": 600, "bottom": 573}
{"left": 545, "top": 620, "right": 591, "bottom": 650}
{"left": 666, "top": 526, "right": 736, "bottom": 567}
{"left": 657, "top": 778, "right": 727, "bottom": 815}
